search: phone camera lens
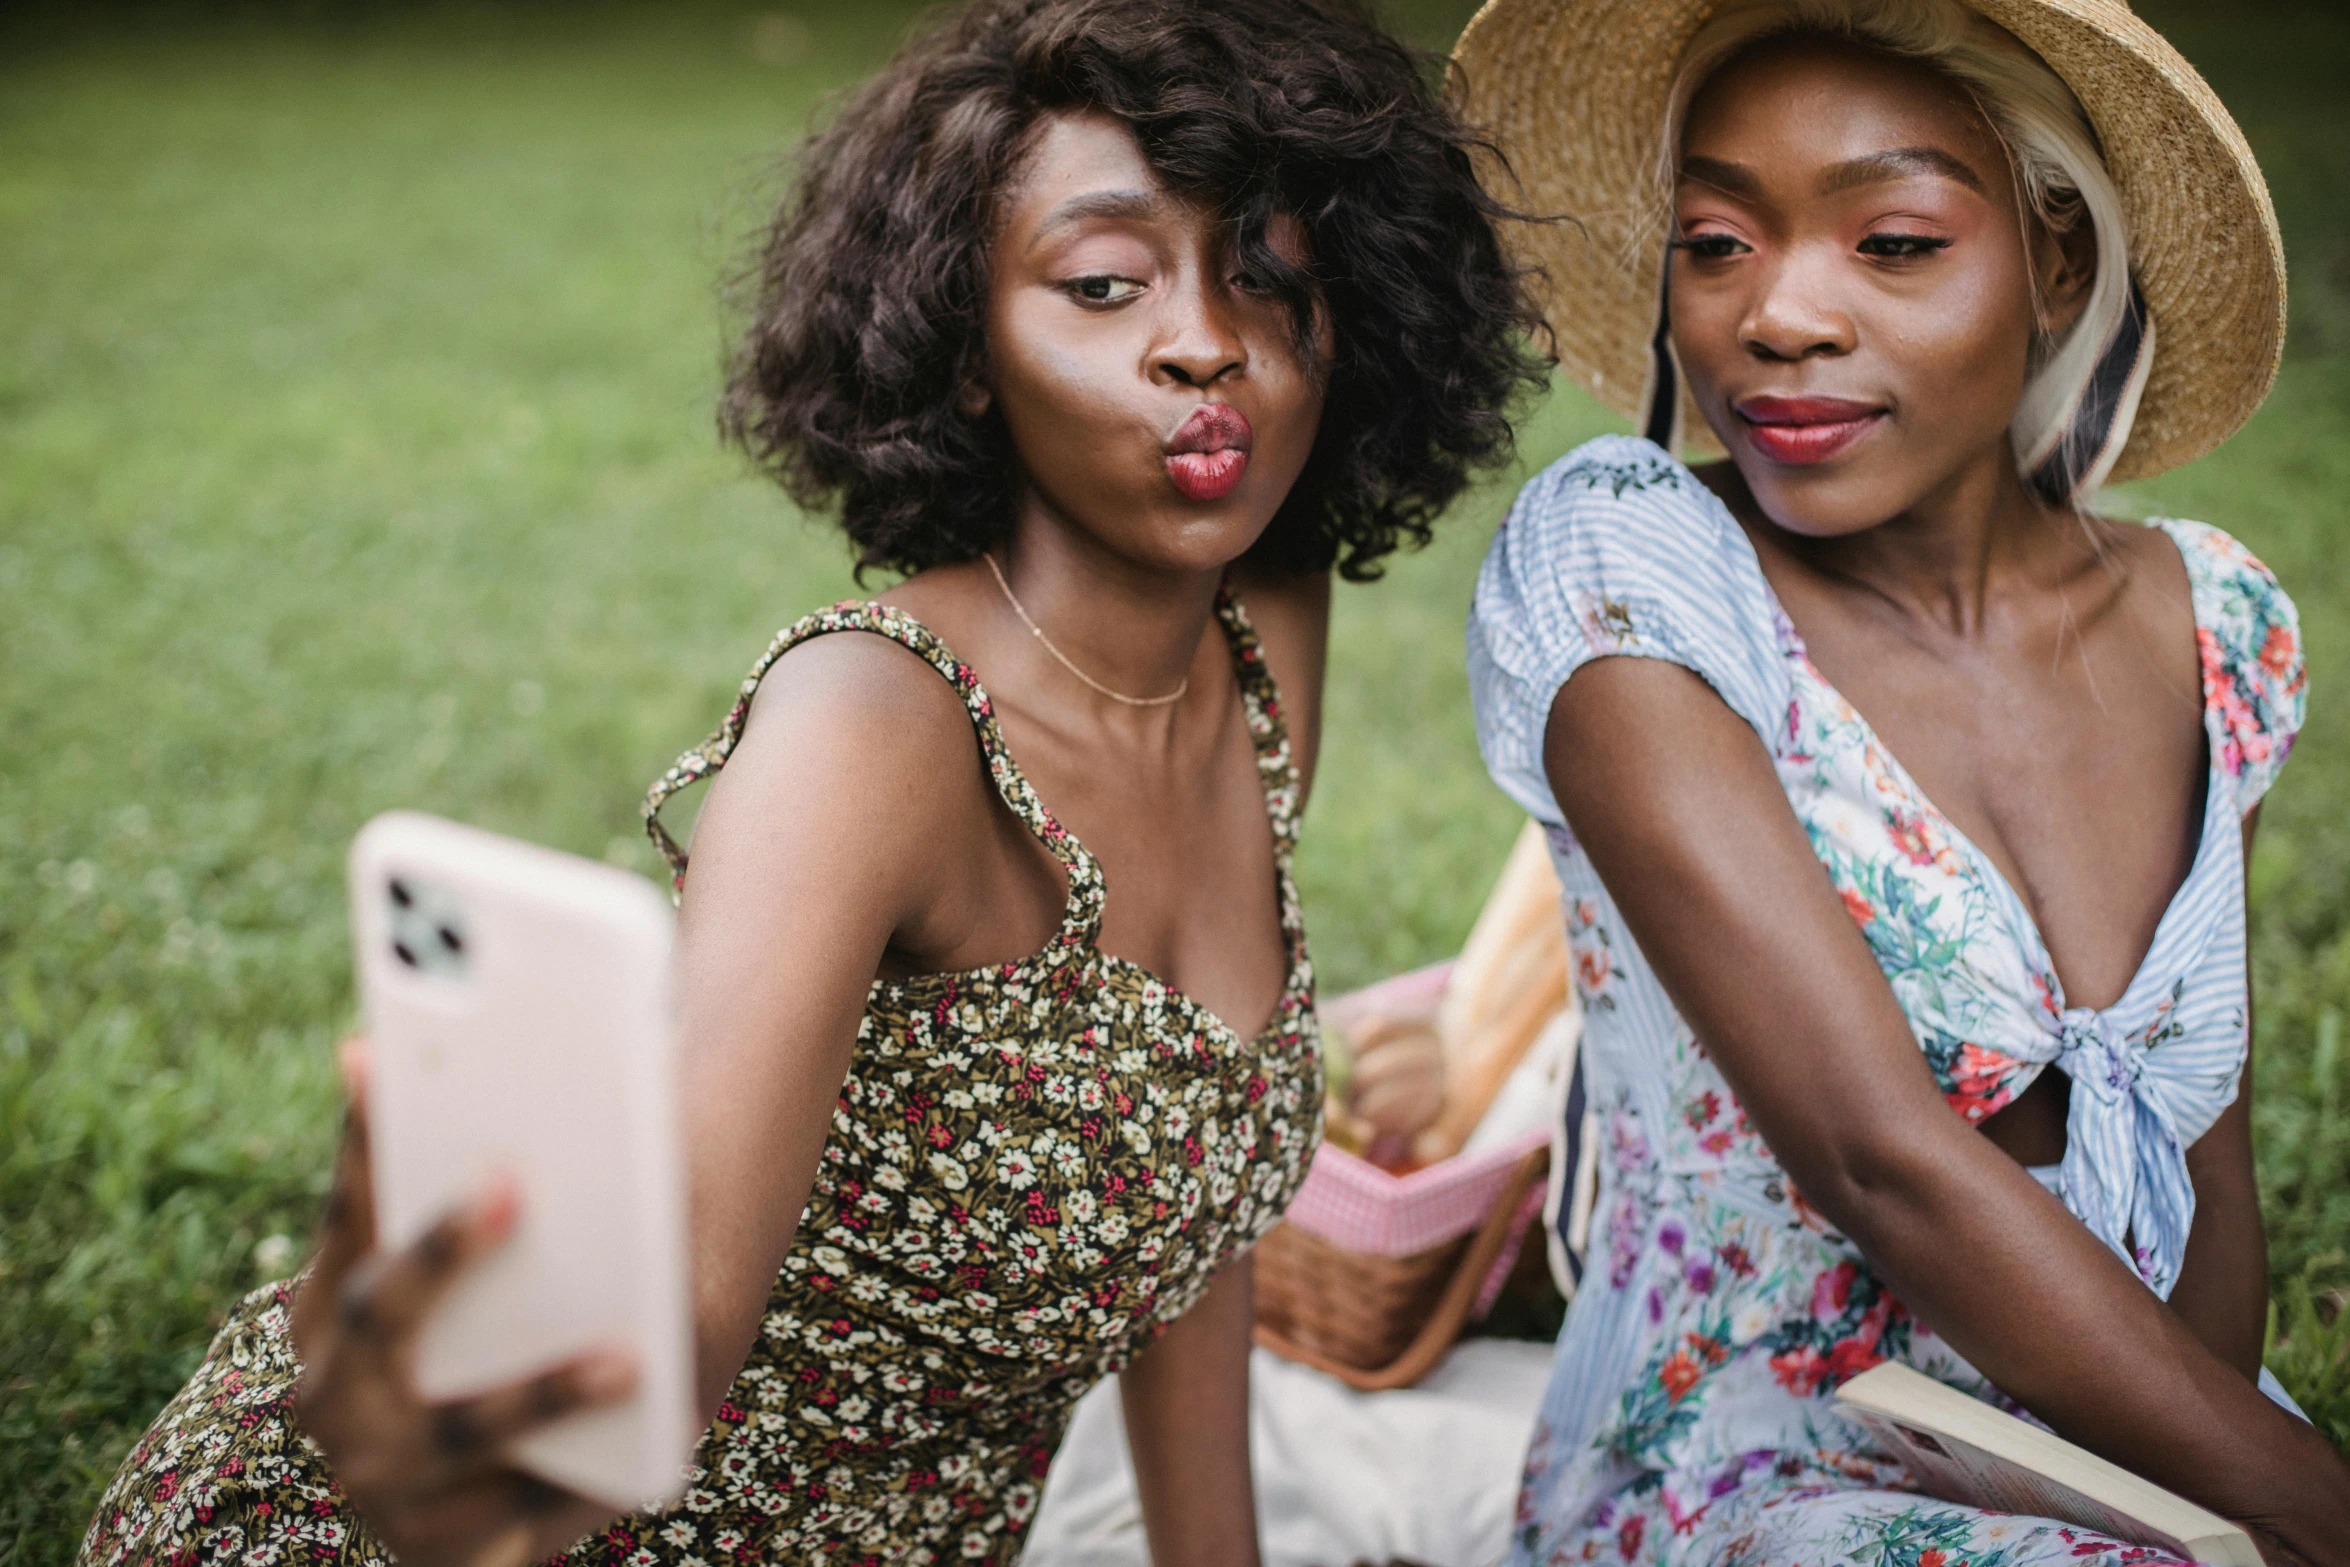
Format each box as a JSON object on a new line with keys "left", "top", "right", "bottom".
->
{"left": 389, "top": 878, "right": 413, "bottom": 909}
{"left": 392, "top": 939, "right": 419, "bottom": 968}
{"left": 437, "top": 925, "right": 463, "bottom": 954}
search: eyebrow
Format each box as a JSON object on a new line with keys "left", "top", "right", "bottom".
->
{"left": 1818, "top": 146, "right": 1987, "bottom": 194}
{"left": 1679, "top": 156, "right": 1761, "bottom": 198}
{"left": 1035, "top": 189, "right": 1164, "bottom": 236}
{"left": 1677, "top": 145, "right": 1988, "bottom": 200}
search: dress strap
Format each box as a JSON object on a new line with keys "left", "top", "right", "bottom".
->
{"left": 1211, "top": 586, "right": 1304, "bottom": 862}
{"left": 642, "top": 601, "right": 1107, "bottom": 950}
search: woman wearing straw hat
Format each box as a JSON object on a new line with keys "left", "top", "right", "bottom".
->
{"left": 1455, "top": 0, "right": 2349, "bottom": 1560}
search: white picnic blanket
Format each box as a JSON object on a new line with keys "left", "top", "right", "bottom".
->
{"left": 1026, "top": 1340, "right": 1553, "bottom": 1567}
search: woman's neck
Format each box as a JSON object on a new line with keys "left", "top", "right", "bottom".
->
{"left": 991, "top": 500, "right": 1227, "bottom": 713}
{"left": 1759, "top": 443, "right": 2083, "bottom": 642}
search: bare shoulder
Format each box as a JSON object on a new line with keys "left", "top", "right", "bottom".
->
{"left": 2085, "top": 513, "right": 2198, "bottom": 646}
{"left": 724, "top": 628, "right": 983, "bottom": 800}
{"left": 685, "top": 625, "right": 995, "bottom": 912}
{"left": 2092, "top": 511, "right": 2194, "bottom": 582}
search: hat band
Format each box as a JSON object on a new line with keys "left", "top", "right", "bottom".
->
{"left": 1641, "top": 260, "right": 1685, "bottom": 453}
{"left": 2028, "top": 277, "right": 2155, "bottom": 507}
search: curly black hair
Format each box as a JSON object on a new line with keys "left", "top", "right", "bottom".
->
{"left": 724, "top": 0, "right": 1550, "bottom": 581}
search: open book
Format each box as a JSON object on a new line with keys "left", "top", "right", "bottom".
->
{"left": 1836, "top": 1362, "right": 2261, "bottom": 1567}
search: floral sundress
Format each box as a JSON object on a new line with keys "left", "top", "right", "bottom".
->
{"left": 1466, "top": 437, "right": 2304, "bottom": 1566}
{"left": 80, "top": 593, "right": 1322, "bottom": 1567}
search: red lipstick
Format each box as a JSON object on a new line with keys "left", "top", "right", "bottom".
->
{"left": 1165, "top": 404, "right": 1252, "bottom": 503}
{"left": 1735, "top": 395, "right": 1887, "bottom": 466}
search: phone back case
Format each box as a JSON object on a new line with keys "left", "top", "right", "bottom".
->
{"left": 350, "top": 811, "right": 693, "bottom": 1509}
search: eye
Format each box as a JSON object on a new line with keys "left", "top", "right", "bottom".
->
{"left": 1671, "top": 231, "right": 1749, "bottom": 261}
{"left": 1857, "top": 232, "right": 1953, "bottom": 260}
{"left": 1064, "top": 274, "right": 1144, "bottom": 305}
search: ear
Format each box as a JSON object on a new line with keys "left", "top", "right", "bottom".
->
{"left": 957, "top": 372, "right": 992, "bottom": 419}
{"left": 2032, "top": 213, "right": 2098, "bottom": 339}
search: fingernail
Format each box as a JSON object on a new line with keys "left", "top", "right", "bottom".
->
{"left": 472, "top": 1175, "right": 522, "bottom": 1233}
{"left": 579, "top": 1350, "right": 637, "bottom": 1398}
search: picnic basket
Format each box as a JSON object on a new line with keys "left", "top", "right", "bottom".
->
{"left": 1252, "top": 825, "right": 1592, "bottom": 1390}
{"left": 1252, "top": 1108, "right": 1553, "bottom": 1389}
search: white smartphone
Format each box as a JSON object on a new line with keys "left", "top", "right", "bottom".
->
{"left": 348, "top": 810, "right": 694, "bottom": 1510}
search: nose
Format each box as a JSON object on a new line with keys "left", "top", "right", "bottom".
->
{"left": 1740, "top": 246, "right": 1857, "bottom": 363}
{"left": 1150, "top": 272, "right": 1247, "bottom": 389}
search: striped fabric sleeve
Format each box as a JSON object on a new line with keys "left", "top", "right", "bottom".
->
{"left": 1466, "top": 435, "right": 1793, "bottom": 826}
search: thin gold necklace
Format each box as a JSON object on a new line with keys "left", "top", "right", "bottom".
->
{"left": 983, "top": 551, "right": 1189, "bottom": 708}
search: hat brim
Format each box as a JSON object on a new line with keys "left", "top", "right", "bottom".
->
{"left": 1452, "top": 0, "right": 2285, "bottom": 484}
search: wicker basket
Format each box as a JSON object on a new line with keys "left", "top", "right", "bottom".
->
{"left": 1255, "top": 824, "right": 1579, "bottom": 1391}
{"left": 1252, "top": 1142, "right": 1549, "bottom": 1392}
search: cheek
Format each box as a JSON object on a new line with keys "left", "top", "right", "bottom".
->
{"left": 988, "top": 302, "right": 1133, "bottom": 428}
{"left": 1666, "top": 279, "right": 1744, "bottom": 380}
{"left": 1887, "top": 263, "right": 2037, "bottom": 398}
{"left": 1245, "top": 307, "right": 1332, "bottom": 451}
{"left": 1260, "top": 344, "right": 1329, "bottom": 454}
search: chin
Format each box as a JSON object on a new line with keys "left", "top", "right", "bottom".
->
{"left": 1734, "top": 466, "right": 1904, "bottom": 540}
{"left": 1721, "top": 423, "right": 1961, "bottom": 541}
{"left": 1126, "top": 497, "right": 1281, "bottom": 574}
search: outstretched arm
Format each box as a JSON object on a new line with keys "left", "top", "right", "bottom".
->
{"left": 666, "top": 633, "right": 999, "bottom": 1413}
{"left": 1543, "top": 656, "right": 2350, "bottom": 1562}
{"left": 294, "top": 634, "right": 993, "bottom": 1567}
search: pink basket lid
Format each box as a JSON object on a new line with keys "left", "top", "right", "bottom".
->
{"left": 1283, "top": 1125, "right": 1550, "bottom": 1259}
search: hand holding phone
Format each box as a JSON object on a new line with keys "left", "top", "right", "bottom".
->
{"left": 290, "top": 810, "right": 697, "bottom": 1560}
{"left": 290, "top": 1045, "right": 638, "bottom": 1567}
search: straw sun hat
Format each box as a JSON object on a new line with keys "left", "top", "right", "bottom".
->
{"left": 1451, "top": 0, "right": 2285, "bottom": 485}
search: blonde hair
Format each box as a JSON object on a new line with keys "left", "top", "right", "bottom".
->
{"left": 1656, "top": 0, "right": 2151, "bottom": 503}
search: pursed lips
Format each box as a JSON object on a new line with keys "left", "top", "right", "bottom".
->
{"left": 1164, "top": 404, "right": 1252, "bottom": 502}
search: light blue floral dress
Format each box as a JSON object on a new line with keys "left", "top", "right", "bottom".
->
{"left": 1466, "top": 437, "right": 2306, "bottom": 1567}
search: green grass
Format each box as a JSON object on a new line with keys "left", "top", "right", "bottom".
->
{"left": 1, "top": 2, "right": 2346, "bottom": 1560}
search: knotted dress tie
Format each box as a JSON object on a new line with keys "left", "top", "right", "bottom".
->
{"left": 2052, "top": 1005, "right": 2199, "bottom": 1295}
{"left": 2024, "top": 772, "right": 2247, "bottom": 1300}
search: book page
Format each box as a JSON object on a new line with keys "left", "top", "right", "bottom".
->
{"left": 1837, "top": 1361, "right": 2261, "bottom": 1567}
{"left": 1846, "top": 1409, "right": 2196, "bottom": 1557}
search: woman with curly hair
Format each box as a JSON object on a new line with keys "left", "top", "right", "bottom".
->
{"left": 78, "top": 3, "right": 1546, "bottom": 1566}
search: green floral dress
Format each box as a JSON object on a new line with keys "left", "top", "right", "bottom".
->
{"left": 81, "top": 593, "right": 1322, "bottom": 1567}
